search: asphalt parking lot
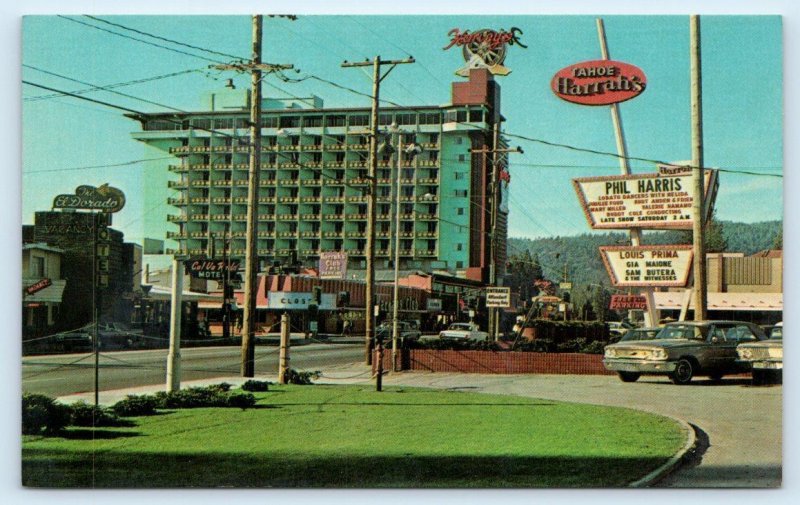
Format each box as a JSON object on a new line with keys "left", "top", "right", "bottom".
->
{"left": 369, "top": 371, "right": 782, "bottom": 488}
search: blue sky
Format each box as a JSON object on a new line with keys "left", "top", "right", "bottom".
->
{"left": 20, "top": 10, "right": 784, "bottom": 245}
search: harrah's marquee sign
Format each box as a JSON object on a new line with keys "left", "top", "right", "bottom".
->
{"left": 444, "top": 27, "right": 527, "bottom": 77}
{"left": 551, "top": 59, "right": 646, "bottom": 106}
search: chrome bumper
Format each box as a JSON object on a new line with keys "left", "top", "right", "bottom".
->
{"left": 603, "top": 359, "right": 677, "bottom": 373}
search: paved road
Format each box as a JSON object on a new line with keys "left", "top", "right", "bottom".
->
{"left": 370, "top": 371, "right": 782, "bottom": 488}
{"left": 22, "top": 343, "right": 363, "bottom": 397}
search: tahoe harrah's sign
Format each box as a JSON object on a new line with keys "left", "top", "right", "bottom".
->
{"left": 551, "top": 59, "right": 646, "bottom": 106}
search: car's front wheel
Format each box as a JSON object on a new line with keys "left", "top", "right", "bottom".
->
{"left": 618, "top": 371, "right": 640, "bottom": 383}
{"left": 670, "top": 359, "right": 695, "bottom": 385}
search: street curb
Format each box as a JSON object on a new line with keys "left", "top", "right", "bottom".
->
{"left": 627, "top": 415, "right": 697, "bottom": 488}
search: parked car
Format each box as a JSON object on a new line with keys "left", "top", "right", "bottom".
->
{"left": 95, "top": 322, "right": 145, "bottom": 349}
{"left": 439, "top": 322, "right": 489, "bottom": 341}
{"left": 614, "top": 327, "right": 662, "bottom": 343}
{"left": 607, "top": 321, "right": 634, "bottom": 339}
{"left": 737, "top": 322, "right": 782, "bottom": 385}
{"left": 603, "top": 320, "right": 767, "bottom": 384}
{"left": 375, "top": 321, "right": 422, "bottom": 345}
{"left": 53, "top": 329, "right": 93, "bottom": 352}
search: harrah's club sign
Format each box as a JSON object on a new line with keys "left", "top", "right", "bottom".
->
{"left": 551, "top": 59, "right": 646, "bottom": 106}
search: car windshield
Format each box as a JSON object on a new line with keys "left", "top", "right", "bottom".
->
{"left": 655, "top": 325, "right": 703, "bottom": 340}
{"left": 449, "top": 324, "right": 471, "bottom": 330}
{"left": 620, "top": 329, "right": 659, "bottom": 341}
{"left": 770, "top": 327, "right": 782, "bottom": 340}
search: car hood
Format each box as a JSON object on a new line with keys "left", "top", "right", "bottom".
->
{"left": 608, "top": 338, "right": 702, "bottom": 350}
{"left": 739, "top": 339, "right": 782, "bottom": 349}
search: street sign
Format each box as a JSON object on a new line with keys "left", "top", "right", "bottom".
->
{"left": 573, "top": 170, "right": 718, "bottom": 230}
{"left": 610, "top": 294, "right": 648, "bottom": 311}
{"left": 319, "top": 251, "right": 347, "bottom": 280}
{"left": 485, "top": 287, "right": 511, "bottom": 308}
{"left": 599, "top": 245, "right": 694, "bottom": 287}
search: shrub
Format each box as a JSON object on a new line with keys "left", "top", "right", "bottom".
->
{"left": 151, "top": 384, "right": 254, "bottom": 409}
{"left": 515, "top": 339, "right": 555, "bottom": 353}
{"left": 241, "top": 380, "right": 271, "bottom": 392}
{"left": 579, "top": 340, "right": 607, "bottom": 355}
{"left": 68, "top": 401, "right": 122, "bottom": 427}
{"left": 410, "top": 339, "right": 502, "bottom": 351}
{"left": 226, "top": 392, "right": 257, "bottom": 409}
{"left": 112, "top": 395, "right": 160, "bottom": 417}
{"left": 283, "top": 369, "right": 320, "bottom": 385}
{"left": 22, "top": 393, "right": 71, "bottom": 435}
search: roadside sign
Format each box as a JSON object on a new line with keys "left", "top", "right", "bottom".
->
{"left": 573, "top": 170, "right": 718, "bottom": 230}
{"left": 319, "top": 251, "right": 347, "bottom": 280}
{"left": 26, "top": 278, "right": 52, "bottom": 296}
{"left": 599, "top": 245, "right": 694, "bottom": 287}
{"left": 485, "top": 287, "right": 511, "bottom": 308}
{"left": 53, "top": 184, "right": 126, "bottom": 213}
{"left": 610, "top": 294, "right": 648, "bottom": 310}
{"left": 267, "top": 291, "right": 336, "bottom": 310}
{"left": 185, "top": 259, "right": 241, "bottom": 280}
{"left": 426, "top": 298, "right": 442, "bottom": 312}
{"left": 551, "top": 59, "right": 647, "bottom": 106}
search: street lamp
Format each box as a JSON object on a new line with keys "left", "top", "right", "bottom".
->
{"left": 388, "top": 123, "right": 423, "bottom": 371}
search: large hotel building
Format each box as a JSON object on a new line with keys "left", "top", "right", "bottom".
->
{"left": 128, "top": 69, "right": 508, "bottom": 284}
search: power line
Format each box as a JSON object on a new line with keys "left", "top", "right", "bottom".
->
{"left": 23, "top": 65, "right": 187, "bottom": 112}
{"left": 298, "top": 72, "right": 783, "bottom": 180}
{"left": 57, "top": 15, "right": 226, "bottom": 64}
{"left": 24, "top": 156, "right": 174, "bottom": 175}
{"left": 23, "top": 65, "right": 203, "bottom": 102}
{"left": 84, "top": 15, "right": 247, "bottom": 61}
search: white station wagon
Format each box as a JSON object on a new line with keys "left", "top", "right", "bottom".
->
{"left": 439, "top": 322, "right": 489, "bottom": 341}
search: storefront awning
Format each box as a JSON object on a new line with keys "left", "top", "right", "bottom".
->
{"left": 654, "top": 291, "right": 783, "bottom": 312}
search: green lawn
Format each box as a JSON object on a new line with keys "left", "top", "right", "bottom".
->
{"left": 22, "top": 384, "right": 686, "bottom": 488}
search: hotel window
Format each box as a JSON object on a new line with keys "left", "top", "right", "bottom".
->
{"left": 349, "top": 115, "right": 369, "bottom": 127}
{"left": 457, "top": 208, "right": 465, "bottom": 216}
{"left": 326, "top": 115, "right": 346, "bottom": 127}
{"left": 455, "top": 243, "right": 463, "bottom": 251}
{"left": 454, "top": 190, "right": 467, "bottom": 197}
{"left": 469, "top": 109, "right": 483, "bottom": 122}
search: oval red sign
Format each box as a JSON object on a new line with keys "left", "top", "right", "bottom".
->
{"left": 551, "top": 59, "right": 647, "bottom": 106}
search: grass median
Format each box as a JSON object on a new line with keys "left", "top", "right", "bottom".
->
{"left": 23, "top": 384, "right": 686, "bottom": 488}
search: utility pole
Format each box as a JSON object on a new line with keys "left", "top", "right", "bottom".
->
{"left": 342, "top": 56, "right": 414, "bottom": 368}
{"left": 470, "top": 128, "right": 521, "bottom": 341}
{"left": 213, "top": 15, "right": 293, "bottom": 377}
{"left": 166, "top": 256, "right": 183, "bottom": 392}
{"left": 690, "top": 15, "right": 707, "bottom": 321}
{"left": 597, "top": 18, "right": 658, "bottom": 326}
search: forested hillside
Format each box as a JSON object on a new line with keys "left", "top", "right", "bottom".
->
{"left": 507, "top": 220, "right": 782, "bottom": 289}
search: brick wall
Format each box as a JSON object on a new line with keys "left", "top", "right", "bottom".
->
{"left": 374, "top": 349, "right": 614, "bottom": 375}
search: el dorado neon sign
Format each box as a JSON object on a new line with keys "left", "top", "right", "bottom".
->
{"left": 444, "top": 27, "right": 527, "bottom": 77}
{"left": 551, "top": 59, "right": 646, "bottom": 105}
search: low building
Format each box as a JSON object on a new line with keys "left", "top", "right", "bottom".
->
{"left": 22, "top": 243, "right": 66, "bottom": 336}
{"left": 654, "top": 250, "right": 783, "bottom": 325}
